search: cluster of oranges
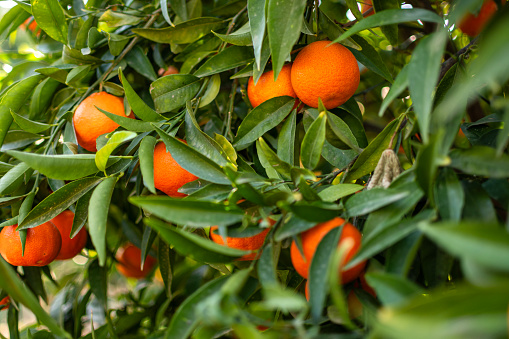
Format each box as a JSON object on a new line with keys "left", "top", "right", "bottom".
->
{"left": 248, "top": 40, "right": 360, "bottom": 111}
{"left": 0, "top": 210, "right": 87, "bottom": 267}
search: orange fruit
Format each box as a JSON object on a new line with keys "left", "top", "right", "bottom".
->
{"left": 290, "top": 217, "right": 365, "bottom": 284}
{"left": 247, "top": 64, "right": 298, "bottom": 108}
{"left": 210, "top": 220, "right": 273, "bottom": 261}
{"left": 153, "top": 140, "right": 198, "bottom": 197}
{"left": 458, "top": 0, "right": 505, "bottom": 37}
{"left": 291, "top": 40, "right": 360, "bottom": 110}
{"left": 361, "top": 0, "right": 374, "bottom": 17}
{"left": 50, "top": 210, "right": 88, "bottom": 260}
{"left": 158, "top": 65, "right": 180, "bottom": 77}
{"left": 0, "top": 222, "right": 62, "bottom": 267}
{"left": 73, "top": 91, "right": 133, "bottom": 152}
{"left": 115, "top": 244, "right": 157, "bottom": 279}
{"left": 0, "top": 296, "right": 9, "bottom": 311}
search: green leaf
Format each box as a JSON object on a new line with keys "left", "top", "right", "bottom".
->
{"left": 376, "top": 283, "right": 509, "bottom": 339}
{"left": 150, "top": 74, "right": 201, "bottom": 113}
{"left": 184, "top": 107, "right": 228, "bottom": 167}
{"left": 332, "top": 8, "right": 444, "bottom": 43}
{"left": 62, "top": 46, "right": 104, "bottom": 65}
{"left": 350, "top": 34, "right": 393, "bottom": 83}
{"left": 379, "top": 64, "right": 409, "bottom": 116}
{"left": 0, "top": 5, "right": 30, "bottom": 43}
{"left": 89, "top": 176, "right": 118, "bottom": 266}
{"left": 0, "top": 162, "right": 31, "bottom": 195}
{"left": 139, "top": 135, "right": 157, "bottom": 194}
{"left": 449, "top": 146, "right": 509, "bottom": 178}
{"left": 288, "top": 201, "right": 341, "bottom": 223}
{"left": 256, "top": 138, "right": 292, "bottom": 180}
{"left": 130, "top": 196, "right": 243, "bottom": 227}
{"left": 348, "top": 209, "right": 435, "bottom": 269}
{"left": 365, "top": 272, "right": 422, "bottom": 306}
{"left": 125, "top": 45, "right": 158, "bottom": 82}
{"left": 17, "top": 177, "right": 102, "bottom": 230}
{"left": 344, "top": 115, "right": 401, "bottom": 182}
{"left": 408, "top": 30, "right": 447, "bottom": 144}
{"left": 278, "top": 110, "right": 297, "bottom": 165}
{"left": 318, "top": 183, "right": 364, "bottom": 202}
{"left": 326, "top": 111, "right": 361, "bottom": 152}
{"left": 318, "top": 10, "right": 361, "bottom": 51}
{"left": 155, "top": 127, "right": 230, "bottom": 184}
{"left": 0, "top": 75, "right": 44, "bottom": 148}
{"left": 169, "top": 0, "right": 188, "bottom": 21}
{"left": 99, "top": 9, "right": 142, "bottom": 27}
{"left": 309, "top": 227, "right": 341, "bottom": 323}
{"left": 434, "top": 168, "right": 464, "bottom": 221}
{"left": 267, "top": 0, "right": 306, "bottom": 79}
{"left": 119, "top": 68, "right": 164, "bottom": 122}
{"left": 248, "top": 0, "right": 266, "bottom": 70}
{"left": 10, "top": 111, "right": 54, "bottom": 134}
{"left": 6, "top": 151, "right": 122, "bottom": 180}
{"left": 65, "top": 65, "right": 91, "bottom": 86}
{"left": 132, "top": 17, "right": 224, "bottom": 44}
{"left": 372, "top": 0, "right": 400, "bottom": 46}
{"left": 194, "top": 46, "right": 254, "bottom": 78}
{"left": 95, "top": 131, "right": 137, "bottom": 172}
{"left": 213, "top": 23, "right": 252, "bottom": 46}
{"left": 0, "top": 257, "right": 72, "bottom": 339}
{"left": 301, "top": 111, "right": 327, "bottom": 170}
{"left": 88, "top": 259, "right": 108, "bottom": 308}
{"left": 31, "top": 0, "right": 68, "bottom": 44}
{"left": 198, "top": 74, "right": 221, "bottom": 108}
{"left": 257, "top": 243, "right": 278, "bottom": 288}
{"left": 234, "top": 96, "right": 294, "bottom": 150}
{"left": 344, "top": 186, "right": 412, "bottom": 218}
{"left": 147, "top": 218, "right": 247, "bottom": 263}
{"left": 419, "top": 221, "right": 509, "bottom": 271}
{"left": 96, "top": 106, "right": 156, "bottom": 133}
{"left": 274, "top": 215, "right": 315, "bottom": 241}
{"left": 104, "top": 32, "right": 130, "bottom": 57}
{"left": 415, "top": 132, "right": 441, "bottom": 199}
{"left": 164, "top": 275, "right": 228, "bottom": 339}
{"left": 71, "top": 189, "right": 93, "bottom": 238}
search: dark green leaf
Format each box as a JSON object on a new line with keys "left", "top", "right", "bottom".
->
{"left": 88, "top": 259, "right": 108, "bottom": 308}
{"left": 248, "top": 0, "right": 266, "bottom": 70}
{"left": 318, "top": 183, "right": 364, "bottom": 202}
{"left": 18, "top": 177, "right": 102, "bottom": 230}
{"left": 132, "top": 17, "right": 224, "bottom": 44}
{"left": 130, "top": 196, "right": 243, "bottom": 227}
{"left": 125, "top": 46, "right": 158, "bottom": 82}
{"left": 278, "top": 110, "right": 296, "bottom": 165}
{"left": 434, "top": 168, "right": 464, "bottom": 221}
{"left": 6, "top": 151, "right": 122, "bottom": 180}
{"left": 150, "top": 74, "right": 201, "bottom": 113}
{"left": 267, "top": 0, "right": 306, "bottom": 79}
{"left": 257, "top": 243, "right": 278, "bottom": 288}
{"left": 449, "top": 146, "right": 509, "bottom": 178}
{"left": 146, "top": 218, "right": 248, "bottom": 263}
{"left": 95, "top": 131, "right": 137, "bottom": 172}
{"left": 256, "top": 138, "right": 292, "bottom": 180}
{"left": 139, "top": 135, "right": 157, "bottom": 194}
{"left": 365, "top": 272, "right": 422, "bottom": 306}
{"left": 234, "top": 96, "right": 294, "bottom": 150}
{"left": 31, "top": 0, "right": 68, "bottom": 44}
{"left": 213, "top": 23, "right": 251, "bottom": 46}
{"left": 194, "top": 46, "right": 254, "bottom": 78}
{"left": 344, "top": 186, "right": 411, "bottom": 218}
{"left": 119, "top": 68, "right": 163, "bottom": 122}
{"left": 88, "top": 176, "right": 118, "bottom": 266}
{"left": 379, "top": 64, "right": 408, "bottom": 116}
{"left": 301, "top": 111, "right": 327, "bottom": 170}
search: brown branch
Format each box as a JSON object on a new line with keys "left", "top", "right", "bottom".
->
{"left": 438, "top": 36, "right": 478, "bottom": 80}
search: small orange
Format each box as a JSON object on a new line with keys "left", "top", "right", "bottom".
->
{"left": 153, "top": 140, "right": 198, "bottom": 197}
{"left": 361, "top": 0, "right": 374, "bottom": 17}
{"left": 291, "top": 41, "right": 360, "bottom": 110}
{"left": 115, "top": 244, "right": 157, "bottom": 279}
{"left": 0, "top": 296, "right": 10, "bottom": 311}
{"left": 458, "top": 0, "right": 505, "bottom": 37}
{"left": 73, "top": 91, "right": 133, "bottom": 152}
{"left": 0, "top": 222, "right": 62, "bottom": 267}
{"left": 290, "top": 217, "right": 365, "bottom": 284}
{"left": 50, "top": 210, "right": 88, "bottom": 260}
{"left": 158, "top": 65, "right": 180, "bottom": 77}
{"left": 210, "top": 221, "right": 273, "bottom": 261}
{"left": 247, "top": 64, "right": 298, "bottom": 108}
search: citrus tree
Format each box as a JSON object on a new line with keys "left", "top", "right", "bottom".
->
{"left": 0, "top": 0, "right": 508, "bottom": 338}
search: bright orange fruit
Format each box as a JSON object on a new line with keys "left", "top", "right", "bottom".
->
{"left": 50, "top": 210, "right": 88, "bottom": 260}
{"left": 115, "top": 244, "right": 157, "bottom": 279}
{"left": 247, "top": 64, "right": 298, "bottom": 108}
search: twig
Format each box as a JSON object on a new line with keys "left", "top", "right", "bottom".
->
{"left": 438, "top": 36, "right": 478, "bottom": 80}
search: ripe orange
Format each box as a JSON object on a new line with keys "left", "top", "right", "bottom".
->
{"left": 247, "top": 64, "right": 298, "bottom": 108}
{"left": 73, "top": 91, "right": 133, "bottom": 152}
{"left": 115, "top": 244, "right": 157, "bottom": 279}
{"left": 50, "top": 210, "right": 88, "bottom": 260}
{"left": 361, "top": 0, "right": 374, "bottom": 17}
{"left": 458, "top": 0, "right": 505, "bottom": 37}
{"left": 290, "top": 217, "right": 365, "bottom": 284}
{"left": 0, "top": 222, "right": 62, "bottom": 267}
{"left": 0, "top": 296, "right": 9, "bottom": 311}
{"left": 158, "top": 65, "right": 179, "bottom": 77}
{"left": 291, "top": 41, "right": 360, "bottom": 110}
{"left": 210, "top": 221, "right": 273, "bottom": 261}
{"left": 153, "top": 140, "right": 198, "bottom": 197}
